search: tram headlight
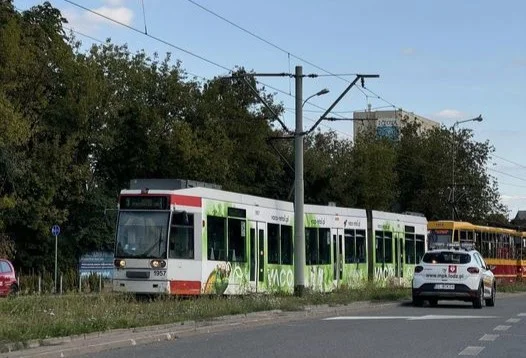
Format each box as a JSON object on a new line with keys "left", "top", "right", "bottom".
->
{"left": 114, "top": 259, "right": 126, "bottom": 268}
{"left": 150, "top": 259, "right": 166, "bottom": 268}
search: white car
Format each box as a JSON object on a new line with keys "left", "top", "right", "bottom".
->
{"left": 412, "top": 245, "right": 496, "bottom": 308}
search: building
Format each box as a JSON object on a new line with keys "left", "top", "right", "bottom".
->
{"left": 353, "top": 107, "right": 440, "bottom": 141}
{"left": 511, "top": 210, "right": 526, "bottom": 228}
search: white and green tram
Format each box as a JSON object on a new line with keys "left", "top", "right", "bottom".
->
{"left": 112, "top": 181, "right": 427, "bottom": 295}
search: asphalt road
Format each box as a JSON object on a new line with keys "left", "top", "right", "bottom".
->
{"left": 76, "top": 293, "right": 526, "bottom": 358}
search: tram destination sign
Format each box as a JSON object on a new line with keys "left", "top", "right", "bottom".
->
{"left": 120, "top": 195, "right": 169, "bottom": 210}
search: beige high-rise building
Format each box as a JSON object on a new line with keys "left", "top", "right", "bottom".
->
{"left": 353, "top": 107, "right": 439, "bottom": 141}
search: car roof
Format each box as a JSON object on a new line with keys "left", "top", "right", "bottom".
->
{"left": 425, "top": 249, "right": 478, "bottom": 254}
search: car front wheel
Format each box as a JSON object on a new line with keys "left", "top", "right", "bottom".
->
{"left": 473, "top": 283, "right": 483, "bottom": 309}
{"left": 485, "top": 283, "right": 496, "bottom": 307}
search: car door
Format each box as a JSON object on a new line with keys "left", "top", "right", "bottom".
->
{"left": 474, "top": 253, "right": 493, "bottom": 297}
{"left": 0, "top": 260, "right": 8, "bottom": 296}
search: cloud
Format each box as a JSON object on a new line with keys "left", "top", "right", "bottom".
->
{"left": 401, "top": 48, "right": 415, "bottom": 56}
{"left": 433, "top": 109, "right": 466, "bottom": 120}
{"left": 501, "top": 195, "right": 526, "bottom": 201}
{"left": 512, "top": 58, "right": 526, "bottom": 67}
{"left": 62, "top": 1, "right": 134, "bottom": 34}
{"left": 105, "top": 0, "right": 125, "bottom": 6}
{"left": 87, "top": 6, "right": 134, "bottom": 26}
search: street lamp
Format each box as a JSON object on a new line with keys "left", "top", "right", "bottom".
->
{"left": 294, "top": 72, "right": 330, "bottom": 296}
{"left": 302, "top": 88, "right": 330, "bottom": 108}
{"left": 451, "top": 115, "right": 483, "bottom": 220}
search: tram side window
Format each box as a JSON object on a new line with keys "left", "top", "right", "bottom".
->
{"left": 405, "top": 233, "right": 415, "bottom": 264}
{"left": 497, "top": 234, "right": 511, "bottom": 259}
{"left": 480, "top": 232, "right": 489, "bottom": 257}
{"left": 415, "top": 234, "right": 425, "bottom": 262}
{"left": 268, "top": 223, "right": 280, "bottom": 264}
{"left": 228, "top": 218, "right": 246, "bottom": 262}
{"left": 356, "top": 230, "right": 366, "bottom": 263}
{"left": 319, "top": 228, "right": 331, "bottom": 264}
{"left": 281, "top": 225, "right": 293, "bottom": 265}
{"left": 513, "top": 236, "right": 522, "bottom": 259}
{"left": 305, "top": 228, "right": 318, "bottom": 265}
{"left": 207, "top": 216, "right": 226, "bottom": 260}
{"left": 305, "top": 227, "right": 331, "bottom": 265}
{"left": 375, "top": 231, "right": 384, "bottom": 263}
{"left": 169, "top": 212, "right": 194, "bottom": 259}
{"left": 344, "top": 229, "right": 355, "bottom": 263}
{"left": 384, "top": 232, "right": 393, "bottom": 263}
{"left": 375, "top": 231, "right": 393, "bottom": 264}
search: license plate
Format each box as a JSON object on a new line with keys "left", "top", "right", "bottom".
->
{"left": 434, "top": 284, "right": 454, "bottom": 290}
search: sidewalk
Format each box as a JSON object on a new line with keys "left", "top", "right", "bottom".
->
{"left": 0, "top": 301, "right": 395, "bottom": 358}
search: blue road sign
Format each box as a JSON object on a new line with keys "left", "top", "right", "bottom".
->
{"left": 51, "top": 224, "right": 61, "bottom": 236}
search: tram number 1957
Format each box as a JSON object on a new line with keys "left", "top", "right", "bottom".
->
{"left": 153, "top": 270, "right": 166, "bottom": 276}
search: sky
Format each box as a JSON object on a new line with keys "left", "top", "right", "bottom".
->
{"left": 13, "top": 0, "right": 526, "bottom": 219}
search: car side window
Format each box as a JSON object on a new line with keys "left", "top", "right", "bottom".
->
{"left": 473, "top": 253, "right": 485, "bottom": 268}
{"left": 0, "top": 261, "right": 8, "bottom": 273}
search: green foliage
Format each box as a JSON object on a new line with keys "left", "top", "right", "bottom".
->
{"left": 0, "top": 234, "right": 15, "bottom": 259}
{"left": 0, "top": 2, "right": 509, "bottom": 278}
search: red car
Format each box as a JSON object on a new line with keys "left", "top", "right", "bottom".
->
{"left": 0, "top": 259, "right": 18, "bottom": 297}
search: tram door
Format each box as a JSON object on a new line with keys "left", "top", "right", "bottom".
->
{"left": 395, "top": 233, "right": 404, "bottom": 279}
{"left": 332, "top": 229, "right": 344, "bottom": 287}
{"left": 249, "top": 221, "right": 265, "bottom": 292}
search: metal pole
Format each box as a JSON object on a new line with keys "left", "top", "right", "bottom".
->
{"left": 54, "top": 234, "right": 58, "bottom": 294}
{"left": 451, "top": 125, "right": 456, "bottom": 220}
{"left": 294, "top": 65, "right": 305, "bottom": 296}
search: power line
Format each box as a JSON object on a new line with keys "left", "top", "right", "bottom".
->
{"left": 64, "top": 0, "right": 232, "bottom": 73}
{"left": 184, "top": 0, "right": 401, "bottom": 110}
{"left": 498, "top": 182, "right": 526, "bottom": 189}
{"left": 488, "top": 168, "right": 526, "bottom": 183}
{"left": 491, "top": 154, "right": 526, "bottom": 171}
{"left": 63, "top": 0, "right": 368, "bottom": 137}
{"left": 64, "top": 26, "right": 104, "bottom": 43}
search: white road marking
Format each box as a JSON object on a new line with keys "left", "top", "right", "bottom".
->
{"left": 479, "top": 334, "right": 499, "bottom": 341}
{"left": 459, "top": 346, "right": 484, "bottom": 356}
{"left": 506, "top": 318, "right": 520, "bottom": 323}
{"left": 324, "top": 315, "right": 497, "bottom": 321}
{"left": 493, "top": 325, "right": 511, "bottom": 331}
{"left": 517, "top": 313, "right": 526, "bottom": 317}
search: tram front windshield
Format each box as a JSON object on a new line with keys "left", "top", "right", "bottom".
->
{"left": 115, "top": 211, "right": 169, "bottom": 259}
{"left": 428, "top": 229, "right": 453, "bottom": 247}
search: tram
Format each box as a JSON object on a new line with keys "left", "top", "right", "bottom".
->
{"left": 112, "top": 179, "right": 428, "bottom": 295}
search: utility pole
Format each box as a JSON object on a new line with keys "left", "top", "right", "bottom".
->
{"left": 293, "top": 66, "right": 305, "bottom": 296}
{"left": 292, "top": 66, "right": 378, "bottom": 296}
{"left": 225, "top": 68, "right": 379, "bottom": 296}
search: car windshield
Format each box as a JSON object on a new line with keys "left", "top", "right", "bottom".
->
{"left": 115, "top": 211, "right": 170, "bottom": 259}
{"left": 423, "top": 251, "right": 471, "bottom": 264}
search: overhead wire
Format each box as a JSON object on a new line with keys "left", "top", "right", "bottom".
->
{"left": 184, "top": 0, "right": 385, "bottom": 121}
{"left": 62, "top": 0, "right": 373, "bottom": 139}
{"left": 491, "top": 154, "right": 526, "bottom": 171}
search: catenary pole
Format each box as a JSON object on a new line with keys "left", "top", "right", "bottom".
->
{"left": 293, "top": 65, "right": 305, "bottom": 296}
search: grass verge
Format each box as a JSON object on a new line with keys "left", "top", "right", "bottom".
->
{"left": 0, "top": 283, "right": 407, "bottom": 345}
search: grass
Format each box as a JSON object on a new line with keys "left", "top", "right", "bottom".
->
{"left": 2, "top": 281, "right": 525, "bottom": 347}
{"left": 0, "top": 283, "right": 408, "bottom": 345}
{"left": 497, "top": 279, "right": 526, "bottom": 293}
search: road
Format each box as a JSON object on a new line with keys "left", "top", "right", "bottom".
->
{"left": 78, "top": 293, "right": 526, "bottom": 358}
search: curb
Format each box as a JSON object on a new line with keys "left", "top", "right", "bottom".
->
{"left": 0, "top": 301, "right": 396, "bottom": 357}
